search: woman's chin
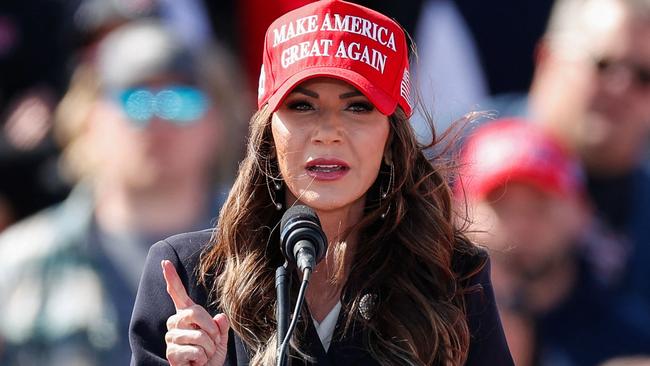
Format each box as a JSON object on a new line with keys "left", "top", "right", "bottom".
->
{"left": 289, "top": 190, "right": 364, "bottom": 213}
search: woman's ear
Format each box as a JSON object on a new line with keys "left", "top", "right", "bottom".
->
{"left": 383, "top": 128, "right": 394, "bottom": 165}
{"left": 383, "top": 150, "right": 393, "bottom": 165}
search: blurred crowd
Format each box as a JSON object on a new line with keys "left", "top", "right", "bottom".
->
{"left": 0, "top": 0, "right": 648, "bottom": 365}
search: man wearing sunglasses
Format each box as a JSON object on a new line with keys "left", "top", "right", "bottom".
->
{"left": 529, "top": 0, "right": 650, "bottom": 296}
{"left": 530, "top": 0, "right": 650, "bottom": 180}
{"left": 0, "top": 20, "right": 249, "bottom": 366}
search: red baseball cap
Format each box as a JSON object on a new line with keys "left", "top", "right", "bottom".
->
{"left": 257, "top": 0, "right": 412, "bottom": 116}
{"left": 458, "top": 118, "right": 584, "bottom": 200}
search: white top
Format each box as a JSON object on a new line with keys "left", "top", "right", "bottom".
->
{"left": 311, "top": 301, "right": 342, "bottom": 352}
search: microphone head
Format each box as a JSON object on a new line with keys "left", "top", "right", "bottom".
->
{"left": 280, "top": 205, "right": 327, "bottom": 266}
{"left": 281, "top": 204, "right": 320, "bottom": 230}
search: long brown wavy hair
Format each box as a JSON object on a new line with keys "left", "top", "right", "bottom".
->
{"left": 199, "top": 103, "right": 484, "bottom": 365}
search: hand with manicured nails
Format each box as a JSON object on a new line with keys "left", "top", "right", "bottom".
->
{"left": 162, "top": 260, "right": 229, "bottom": 366}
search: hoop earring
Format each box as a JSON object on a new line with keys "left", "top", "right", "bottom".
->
{"left": 265, "top": 157, "right": 283, "bottom": 210}
{"left": 379, "top": 162, "right": 394, "bottom": 219}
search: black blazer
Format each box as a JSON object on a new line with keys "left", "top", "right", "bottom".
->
{"left": 129, "top": 230, "right": 513, "bottom": 365}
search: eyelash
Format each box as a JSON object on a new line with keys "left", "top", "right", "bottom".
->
{"left": 287, "top": 100, "right": 314, "bottom": 111}
{"left": 286, "top": 100, "right": 375, "bottom": 113}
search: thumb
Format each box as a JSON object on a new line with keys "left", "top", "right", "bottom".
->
{"left": 213, "top": 313, "right": 230, "bottom": 347}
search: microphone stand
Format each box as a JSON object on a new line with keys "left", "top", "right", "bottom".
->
{"left": 275, "top": 263, "right": 290, "bottom": 365}
{"left": 276, "top": 264, "right": 312, "bottom": 366}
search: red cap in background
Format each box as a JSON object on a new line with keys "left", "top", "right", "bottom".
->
{"left": 458, "top": 118, "right": 584, "bottom": 200}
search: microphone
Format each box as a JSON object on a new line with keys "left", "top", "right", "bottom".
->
{"left": 276, "top": 205, "right": 327, "bottom": 365}
{"left": 280, "top": 205, "right": 327, "bottom": 272}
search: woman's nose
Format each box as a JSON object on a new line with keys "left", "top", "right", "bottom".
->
{"left": 311, "top": 111, "right": 343, "bottom": 144}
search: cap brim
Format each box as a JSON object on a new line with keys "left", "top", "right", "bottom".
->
{"left": 265, "top": 67, "right": 398, "bottom": 116}
{"left": 473, "top": 169, "right": 573, "bottom": 200}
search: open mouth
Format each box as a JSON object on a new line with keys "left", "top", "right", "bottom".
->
{"left": 306, "top": 164, "right": 349, "bottom": 173}
{"left": 305, "top": 159, "right": 350, "bottom": 180}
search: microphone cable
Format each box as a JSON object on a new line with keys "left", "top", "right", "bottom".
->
{"left": 276, "top": 267, "right": 312, "bottom": 365}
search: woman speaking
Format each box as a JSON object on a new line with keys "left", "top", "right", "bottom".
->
{"left": 129, "top": 1, "right": 513, "bottom": 365}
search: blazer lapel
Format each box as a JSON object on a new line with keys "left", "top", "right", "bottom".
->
{"left": 300, "top": 315, "right": 333, "bottom": 366}
{"left": 225, "top": 308, "right": 377, "bottom": 365}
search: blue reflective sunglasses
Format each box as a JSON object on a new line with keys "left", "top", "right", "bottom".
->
{"left": 117, "top": 85, "right": 209, "bottom": 127}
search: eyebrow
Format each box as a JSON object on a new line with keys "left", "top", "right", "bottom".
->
{"left": 289, "top": 87, "right": 364, "bottom": 99}
{"left": 290, "top": 87, "right": 318, "bottom": 98}
{"left": 339, "top": 90, "right": 363, "bottom": 99}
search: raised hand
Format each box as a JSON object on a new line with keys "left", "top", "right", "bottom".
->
{"left": 162, "top": 260, "right": 229, "bottom": 366}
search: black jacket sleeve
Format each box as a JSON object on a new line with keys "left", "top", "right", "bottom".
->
{"left": 464, "top": 255, "right": 514, "bottom": 365}
{"left": 129, "top": 232, "right": 211, "bottom": 365}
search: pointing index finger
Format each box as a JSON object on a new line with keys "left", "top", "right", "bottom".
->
{"left": 161, "top": 260, "right": 194, "bottom": 310}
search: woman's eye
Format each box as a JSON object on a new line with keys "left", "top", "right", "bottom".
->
{"left": 347, "top": 102, "right": 374, "bottom": 113}
{"left": 287, "top": 100, "right": 314, "bottom": 111}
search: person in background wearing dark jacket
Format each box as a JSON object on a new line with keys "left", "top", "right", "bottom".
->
{"left": 0, "top": 20, "right": 248, "bottom": 366}
{"left": 525, "top": 0, "right": 650, "bottom": 308}
{"left": 458, "top": 119, "right": 650, "bottom": 366}
{"left": 129, "top": 1, "right": 513, "bottom": 365}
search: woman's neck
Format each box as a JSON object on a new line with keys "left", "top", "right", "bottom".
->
{"left": 304, "top": 203, "right": 364, "bottom": 322}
